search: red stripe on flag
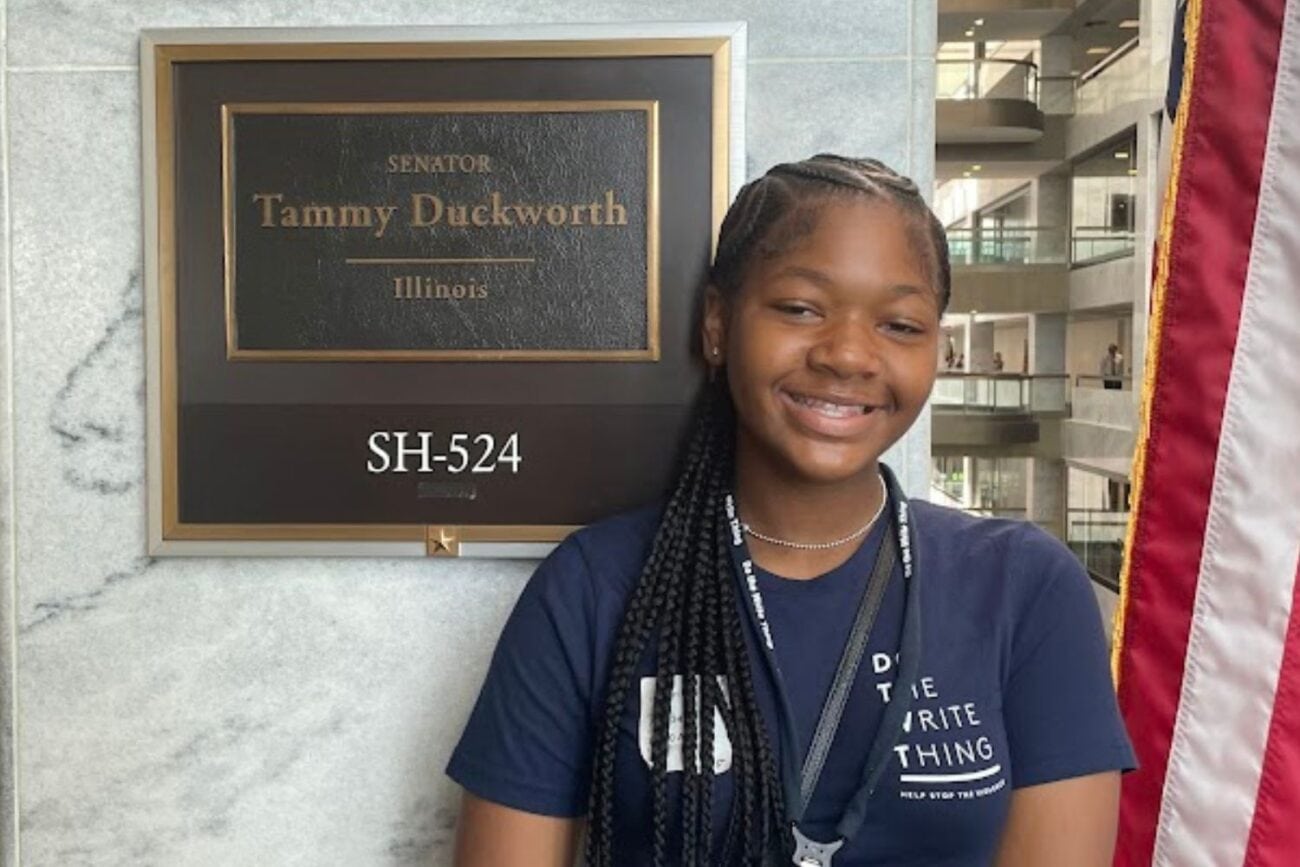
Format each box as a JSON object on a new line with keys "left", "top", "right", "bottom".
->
{"left": 1113, "top": 0, "right": 1285, "bottom": 862}
{"left": 1242, "top": 556, "right": 1300, "bottom": 865}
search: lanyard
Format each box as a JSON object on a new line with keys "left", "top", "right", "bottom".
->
{"left": 725, "top": 464, "right": 924, "bottom": 867}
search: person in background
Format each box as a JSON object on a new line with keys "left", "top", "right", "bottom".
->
{"left": 1101, "top": 344, "right": 1124, "bottom": 390}
{"left": 992, "top": 351, "right": 1005, "bottom": 373}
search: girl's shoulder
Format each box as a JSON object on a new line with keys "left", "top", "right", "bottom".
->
{"left": 524, "top": 501, "right": 666, "bottom": 614}
{"left": 909, "top": 499, "right": 1081, "bottom": 574}
{"left": 566, "top": 501, "right": 664, "bottom": 563}
{"left": 907, "top": 499, "right": 1095, "bottom": 633}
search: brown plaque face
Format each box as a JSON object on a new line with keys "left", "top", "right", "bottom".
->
{"left": 148, "top": 34, "right": 733, "bottom": 552}
{"left": 223, "top": 102, "right": 659, "bottom": 360}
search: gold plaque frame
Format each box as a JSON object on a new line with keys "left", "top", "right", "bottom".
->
{"left": 142, "top": 24, "right": 746, "bottom": 557}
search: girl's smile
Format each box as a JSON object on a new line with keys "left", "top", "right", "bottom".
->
{"left": 777, "top": 387, "right": 888, "bottom": 436}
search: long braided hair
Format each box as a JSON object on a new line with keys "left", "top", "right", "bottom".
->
{"left": 583, "top": 155, "right": 951, "bottom": 866}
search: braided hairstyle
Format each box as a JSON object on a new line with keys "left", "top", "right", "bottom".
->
{"left": 583, "top": 155, "right": 951, "bottom": 867}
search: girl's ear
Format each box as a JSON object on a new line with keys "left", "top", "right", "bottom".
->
{"left": 701, "top": 285, "right": 727, "bottom": 369}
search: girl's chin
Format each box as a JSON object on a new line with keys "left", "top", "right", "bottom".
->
{"left": 769, "top": 449, "right": 884, "bottom": 487}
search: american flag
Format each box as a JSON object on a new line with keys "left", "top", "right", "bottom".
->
{"left": 1110, "top": 0, "right": 1300, "bottom": 864}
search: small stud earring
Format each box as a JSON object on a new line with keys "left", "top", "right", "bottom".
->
{"left": 711, "top": 346, "right": 720, "bottom": 357}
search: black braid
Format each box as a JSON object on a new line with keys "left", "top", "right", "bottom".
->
{"left": 586, "top": 429, "right": 706, "bottom": 865}
{"left": 677, "top": 505, "right": 706, "bottom": 867}
{"left": 649, "top": 437, "right": 701, "bottom": 867}
{"left": 687, "top": 486, "right": 724, "bottom": 867}
{"left": 584, "top": 155, "right": 944, "bottom": 866}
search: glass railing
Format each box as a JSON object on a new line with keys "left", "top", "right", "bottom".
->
{"left": 929, "top": 484, "right": 1020, "bottom": 516}
{"left": 1071, "top": 380, "right": 1139, "bottom": 428}
{"left": 937, "top": 58, "right": 1040, "bottom": 104}
{"left": 931, "top": 476, "right": 964, "bottom": 506}
{"left": 932, "top": 374, "right": 1069, "bottom": 413}
{"left": 1074, "top": 374, "right": 1135, "bottom": 391}
{"left": 1067, "top": 508, "right": 1129, "bottom": 591}
{"left": 930, "top": 483, "right": 1052, "bottom": 531}
{"left": 945, "top": 226, "right": 1070, "bottom": 265}
{"left": 1071, "top": 227, "right": 1137, "bottom": 265}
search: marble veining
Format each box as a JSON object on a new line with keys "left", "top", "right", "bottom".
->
{"left": 48, "top": 272, "right": 144, "bottom": 497}
{"left": 21, "top": 555, "right": 155, "bottom": 634}
{"left": 385, "top": 796, "right": 458, "bottom": 865}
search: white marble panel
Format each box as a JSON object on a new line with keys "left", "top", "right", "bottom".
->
{"left": 0, "top": 15, "right": 18, "bottom": 866}
{"left": 911, "top": 0, "right": 937, "bottom": 58}
{"left": 6, "top": 70, "right": 534, "bottom": 866}
{"left": 885, "top": 405, "right": 933, "bottom": 500}
{"left": 910, "top": 57, "right": 937, "bottom": 199}
{"left": 19, "top": 557, "right": 531, "bottom": 866}
{"left": 8, "top": 0, "right": 909, "bottom": 68}
{"left": 9, "top": 72, "right": 149, "bottom": 609}
{"left": 745, "top": 59, "right": 912, "bottom": 180}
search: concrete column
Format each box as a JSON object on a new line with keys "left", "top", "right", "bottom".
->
{"left": 1039, "top": 35, "right": 1075, "bottom": 116}
{"left": 1132, "top": 110, "right": 1161, "bottom": 388}
{"left": 1029, "top": 312, "right": 1068, "bottom": 411}
{"left": 1028, "top": 457, "right": 1068, "bottom": 540}
{"left": 961, "top": 313, "right": 974, "bottom": 371}
{"left": 1028, "top": 312, "right": 1067, "bottom": 375}
{"left": 969, "top": 319, "right": 995, "bottom": 372}
{"left": 962, "top": 456, "right": 976, "bottom": 509}
{"left": 1030, "top": 172, "right": 1071, "bottom": 262}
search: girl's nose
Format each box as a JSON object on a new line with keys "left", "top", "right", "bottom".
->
{"left": 807, "top": 317, "right": 884, "bottom": 379}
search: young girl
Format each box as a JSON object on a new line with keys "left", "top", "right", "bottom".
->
{"left": 447, "top": 155, "right": 1134, "bottom": 867}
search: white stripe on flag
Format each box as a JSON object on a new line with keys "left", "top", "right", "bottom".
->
{"left": 1154, "top": 3, "right": 1300, "bottom": 864}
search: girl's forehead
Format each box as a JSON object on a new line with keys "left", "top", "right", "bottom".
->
{"left": 751, "top": 200, "right": 934, "bottom": 282}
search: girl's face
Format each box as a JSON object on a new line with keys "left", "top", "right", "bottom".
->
{"left": 704, "top": 198, "right": 941, "bottom": 487}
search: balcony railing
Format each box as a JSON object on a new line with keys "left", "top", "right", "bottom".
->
{"left": 1072, "top": 226, "right": 1137, "bottom": 265}
{"left": 929, "top": 484, "right": 1030, "bottom": 518}
{"left": 932, "top": 373, "right": 1069, "bottom": 414}
{"left": 937, "top": 58, "right": 1039, "bottom": 105}
{"left": 1067, "top": 508, "right": 1129, "bottom": 591}
{"left": 1074, "top": 374, "right": 1135, "bottom": 391}
{"left": 1070, "top": 380, "right": 1139, "bottom": 429}
{"left": 946, "top": 226, "right": 1069, "bottom": 265}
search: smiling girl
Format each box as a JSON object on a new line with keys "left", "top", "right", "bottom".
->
{"left": 447, "top": 155, "right": 1134, "bottom": 867}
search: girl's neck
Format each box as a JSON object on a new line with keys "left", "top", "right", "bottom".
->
{"left": 733, "top": 444, "right": 888, "bottom": 580}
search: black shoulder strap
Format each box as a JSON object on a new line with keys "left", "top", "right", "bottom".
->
{"left": 797, "top": 529, "right": 897, "bottom": 814}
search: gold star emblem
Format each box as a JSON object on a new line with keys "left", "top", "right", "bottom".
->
{"left": 426, "top": 526, "right": 460, "bottom": 557}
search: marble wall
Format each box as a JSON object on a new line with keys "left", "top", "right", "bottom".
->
{"left": 0, "top": 2, "right": 936, "bottom": 864}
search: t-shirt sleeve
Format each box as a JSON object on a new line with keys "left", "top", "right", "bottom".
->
{"left": 1002, "top": 525, "right": 1137, "bottom": 788}
{"left": 446, "top": 537, "right": 598, "bottom": 817}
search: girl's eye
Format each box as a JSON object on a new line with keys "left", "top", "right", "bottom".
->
{"left": 775, "top": 302, "right": 819, "bottom": 318}
{"left": 884, "top": 321, "right": 925, "bottom": 336}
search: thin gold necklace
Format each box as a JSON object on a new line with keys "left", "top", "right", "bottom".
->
{"left": 740, "top": 474, "right": 888, "bottom": 551}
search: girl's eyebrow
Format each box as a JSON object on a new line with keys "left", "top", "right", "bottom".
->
{"left": 770, "top": 265, "right": 929, "bottom": 300}
{"left": 769, "top": 264, "right": 834, "bottom": 288}
{"left": 887, "top": 283, "right": 929, "bottom": 299}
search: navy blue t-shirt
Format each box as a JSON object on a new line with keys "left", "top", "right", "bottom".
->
{"left": 447, "top": 499, "right": 1135, "bottom": 865}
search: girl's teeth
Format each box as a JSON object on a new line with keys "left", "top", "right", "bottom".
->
{"left": 796, "top": 395, "right": 866, "bottom": 416}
